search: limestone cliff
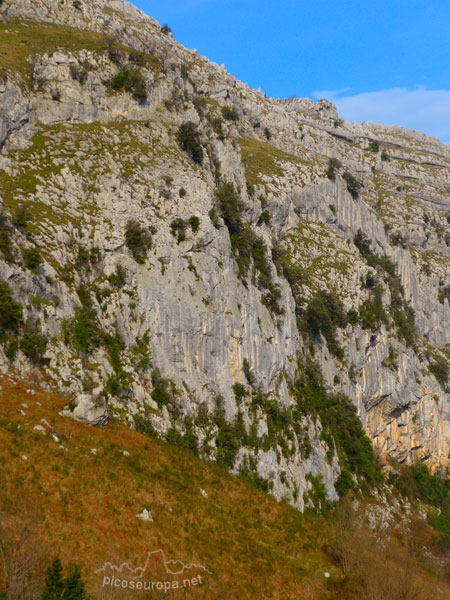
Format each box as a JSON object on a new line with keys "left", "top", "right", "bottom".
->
{"left": 0, "top": 0, "right": 449, "bottom": 510}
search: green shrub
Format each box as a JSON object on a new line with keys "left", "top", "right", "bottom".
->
{"left": 429, "top": 356, "right": 449, "bottom": 385}
{"left": 0, "top": 211, "right": 14, "bottom": 262}
{"left": 261, "top": 283, "right": 283, "bottom": 314}
{"left": 62, "top": 287, "right": 100, "bottom": 354}
{"left": 133, "top": 413, "right": 157, "bottom": 437}
{"left": 74, "top": 245, "right": 100, "bottom": 272}
{"left": 258, "top": 210, "right": 271, "bottom": 225}
{"left": 214, "top": 405, "right": 246, "bottom": 468}
{"left": 347, "top": 308, "right": 359, "bottom": 325}
{"left": 215, "top": 183, "right": 245, "bottom": 234}
{"left": 0, "top": 281, "right": 22, "bottom": 335}
{"left": 392, "top": 302, "right": 416, "bottom": 346}
{"left": 383, "top": 345, "right": 398, "bottom": 371}
{"left": 13, "top": 205, "right": 32, "bottom": 230}
{"left": 381, "top": 149, "right": 390, "bottom": 161}
{"left": 359, "top": 291, "right": 388, "bottom": 330}
{"left": 244, "top": 232, "right": 268, "bottom": 282}
{"left": 354, "top": 229, "right": 416, "bottom": 344}
{"left": 131, "top": 333, "right": 151, "bottom": 371}
{"left": 188, "top": 215, "right": 200, "bottom": 233}
{"left": 107, "top": 264, "right": 126, "bottom": 288}
{"left": 125, "top": 219, "right": 152, "bottom": 262}
{"left": 161, "top": 24, "right": 172, "bottom": 35}
{"left": 150, "top": 368, "right": 179, "bottom": 410}
{"left": 239, "top": 455, "right": 270, "bottom": 492}
{"left": 74, "top": 246, "right": 90, "bottom": 271}
{"left": 221, "top": 106, "right": 239, "bottom": 121}
{"left": 111, "top": 68, "right": 132, "bottom": 89}
{"left": 208, "top": 207, "right": 221, "bottom": 229}
{"left": 176, "top": 122, "right": 203, "bottom": 164}
{"left": 170, "top": 218, "right": 187, "bottom": 243}
{"left": 353, "top": 229, "right": 371, "bottom": 258}
{"left": 20, "top": 319, "right": 48, "bottom": 365}
{"left": 264, "top": 398, "right": 292, "bottom": 449}
{"left": 292, "top": 360, "right": 381, "bottom": 496}
{"left": 215, "top": 183, "right": 282, "bottom": 312}
{"left": 410, "top": 463, "right": 450, "bottom": 508}
{"left": 104, "top": 333, "right": 130, "bottom": 397}
{"left": 167, "top": 417, "right": 199, "bottom": 455}
{"left": 22, "top": 246, "right": 43, "bottom": 270}
{"left": 133, "top": 414, "right": 158, "bottom": 437}
{"left": 342, "top": 171, "right": 361, "bottom": 198}
{"left": 326, "top": 157, "right": 342, "bottom": 181}
{"left": 128, "top": 51, "right": 147, "bottom": 67}
{"left": 232, "top": 382, "right": 247, "bottom": 404}
{"left": 368, "top": 141, "right": 379, "bottom": 152}
{"left": 304, "top": 290, "right": 347, "bottom": 357}
{"left": 0, "top": 230, "right": 13, "bottom": 262}
{"left": 304, "top": 473, "right": 331, "bottom": 513}
{"left": 243, "top": 358, "right": 255, "bottom": 386}
{"left": 110, "top": 68, "right": 147, "bottom": 103}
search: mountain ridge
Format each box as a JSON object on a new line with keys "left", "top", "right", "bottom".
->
{"left": 0, "top": 0, "right": 449, "bottom": 512}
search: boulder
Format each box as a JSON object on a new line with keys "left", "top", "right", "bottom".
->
{"left": 61, "top": 387, "right": 108, "bottom": 426}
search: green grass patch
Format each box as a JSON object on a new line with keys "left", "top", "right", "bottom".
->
{"left": 237, "top": 136, "right": 310, "bottom": 187}
{"left": 0, "top": 20, "right": 158, "bottom": 83}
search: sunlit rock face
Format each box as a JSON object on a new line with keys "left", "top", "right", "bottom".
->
{"left": 0, "top": 0, "right": 449, "bottom": 510}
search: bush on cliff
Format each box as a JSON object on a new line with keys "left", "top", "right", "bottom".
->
{"left": 304, "top": 290, "right": 347, "bottom": 357}
{"left": 125, "top": 219, "right": 152, "bottom": 263}
{"left": 176, "top": 122, "right": 203, "bottom": 165}
{"left": 110, "top": 68, "right": 147, "bottom": 103}
{"left": 0, "top": 281, "right": 23, "bottom": 335}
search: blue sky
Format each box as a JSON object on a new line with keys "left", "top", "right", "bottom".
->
{"left": 133, "top": 0, "right": 450, "bottom": 144}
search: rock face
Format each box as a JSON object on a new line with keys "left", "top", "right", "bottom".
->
{"left": 0, "top": 0, "right": 449, "bottom": 511}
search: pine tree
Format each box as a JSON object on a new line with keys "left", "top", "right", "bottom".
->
{"left": 62, "top": 565, "right": 86, "bottom": 600}
{"left": 42, "top": 557, "right": 64, "bottom": 600}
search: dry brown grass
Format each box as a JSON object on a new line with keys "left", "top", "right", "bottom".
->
{"left": 0, "top": 375, "right": 330, "bottom": 599}
{"left": 325, "top": 499, "right": 450, "bottom": 600}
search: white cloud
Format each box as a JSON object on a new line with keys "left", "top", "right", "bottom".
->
{"left": 312, "top": 87, "right": 450, "bottom": 146}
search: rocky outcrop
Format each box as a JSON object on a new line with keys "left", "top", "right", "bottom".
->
{"left": 61, "top": 389, "right": 108, "bottom": 426}
{"left": 0, "top": 0, "right": 449, "bottom": 510}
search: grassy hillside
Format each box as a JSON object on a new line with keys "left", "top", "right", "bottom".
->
{"left": 0, "top": 20, "right": 159, "bottom": 82}
{"left": 0, "top": 375, "right": 449, "bottom": 600}
{"left": 0, "top": 375, "right": 332, "bottom": 599}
